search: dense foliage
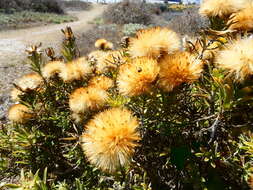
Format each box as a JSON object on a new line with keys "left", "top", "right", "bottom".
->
{"left": 0, "top": 0, "right": 64, "bottom": 14}
{"left": 1, "top": 0, "right": 253, "bottom": 189}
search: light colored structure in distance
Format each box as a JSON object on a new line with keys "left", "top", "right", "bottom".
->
{"left": 79, "top": 0, "right": 199, "bottom": 4}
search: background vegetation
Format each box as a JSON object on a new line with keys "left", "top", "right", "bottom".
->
{"left": 1, "top": 0, "right": 253, "bottom": 190}
{"left": 0, "top": 0, "right": 91, "bottom": 30}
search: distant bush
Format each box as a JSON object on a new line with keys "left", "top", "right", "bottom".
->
{"left": 168, "top": 3, "right": 195, "bottom": 12}
{"left": 31, "top": 0, "right": 63, "bottom": 14}
{"left": 78, "top": 24, "right": 123, "bottom": 55}
{"left": 0, "top": 0, "right": 64, "bottom": 14}
{"left": 103, "top": 0, "right": 153, "bottom": 25}
{"left": 167, "top": 8, "right": 209, "bottom": 36}
{"left": 0, "top": 11, "right": 76, "bottom": 31}
{"left": 122, "top": 23, "right": 148, "bottom": 36}
{"left": 61, "top": 0, "right": 91, "bottom": 11}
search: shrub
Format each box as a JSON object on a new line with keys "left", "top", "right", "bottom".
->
{"left": 167, "top": 8, "right": 209, "bottom": 36}
{"left": 0, "top": 0, "right": 64, "bottom": 14}
{"left": 122, "top": 23, "right": 148, "bottom": 36}
{"left": 78, "top": 24, "right": 123, "bottom": 56}
{"left": 61, "top": 0, "right": 91, "bottom": 11}
{"left": 2, "top": 2, "right": 253, "bottom": 189}
{"left": 31, "top": 0, "right": 63, "bottom": 14}
{"left": 103, "top": 0, "right": 153, "bottom": 25}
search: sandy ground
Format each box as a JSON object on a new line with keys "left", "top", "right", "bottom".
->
{"left": 0, "top": 4, "right": 107, "bottom": 121}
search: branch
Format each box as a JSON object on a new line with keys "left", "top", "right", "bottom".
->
{"left": 208, "top": 115, "right": 220, "bottom": 144}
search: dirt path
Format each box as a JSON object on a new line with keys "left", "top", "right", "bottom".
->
{"left": 0, "top": 4, "right": 106, "bottom": 64}
{"left": 0, "top": 4, "right": 107, "bottom": 121}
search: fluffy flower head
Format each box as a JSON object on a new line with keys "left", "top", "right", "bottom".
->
{"left": 8, "top": 104, "right": 33, "bottom": 123}
{"left": 199, "top": 0, "right": 246, "bottom": 18}
{"left": 60, "top": 57, "right": 92, "bottom": 82}
{"left": 10, "top": 88, "right": 23, "bottom": 102}
{"left": 227, "top": 2, "right": 253, "bottom": 31}
{"left": 158, "top": 51, "right": 203, "bottom": 92}
{"left": 129, "top": 27, "right": 181, "bottom": 58}
{"left": 95, "top": 39, "right": 114, "bottom": 50}
{"left": 42, "top": 61, "right": 65, "bottom": 79}
{"left": 217, "top": 38, "right": 253, "bottom": 81}
{"left": 81, "top": 108, "right": 140, "bottom": 172}
{"left": 69, "top": 87, "right": 108, "bottom": 113}
{"left": 89, "top": 76, "right": 114, "bottom": 90}
{"left": 17, "top": 73, "right": 43, "bottom": 91}
{"left": 117, "top": 57, "right": 160, "bottom": 96}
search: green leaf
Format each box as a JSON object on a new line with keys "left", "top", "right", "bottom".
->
{"left": 171, "top": 147, "right": 191, "bottom": 170}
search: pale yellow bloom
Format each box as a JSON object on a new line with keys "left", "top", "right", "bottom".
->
{"left": 217, "top": 38, "right": 253, "bottom": 81}
{"left": 10, "top": 88, "right": 23, "bottom": 102}
{"left": 199, "top": 0, "right": 247, "bottom": 18}
{"left": 17, "top": 73, "right": 43, "bottom": 91}
{"left": 60, "top": 57, "right": 92, "bottom": 82}
{"left": 228, "top": 2, "right": 253, "bottom": 31}
{"left": 129, "top": 27, "right": 180, "bottom": 59}
{"left": 42, "top": 61, "right": 65, "bottom": 79}
{"left": 81, "top": 108, "right": 140, "bottom": 172}
{"left": 8, "top": 104, "right": 33, "bottom": 123}
{"left": 95, "top": 38, "right": 114, "bottom": 50}
{"left": 117, "top": 57, "right": 160, "bottom": 96}
{"left": 69, "top": 87, "right": 108, "bottom": 113}
{"left": 89, "top": 76, "right": 114, "bottom": 90}
{"left": 158, "top": 51, "right": 203, "bottom": 92}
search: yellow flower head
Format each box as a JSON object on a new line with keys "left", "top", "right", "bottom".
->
{"left": 96, "top": 50, "right": 126, "bottom": 74}
{"left": 158, "top": 51, "right": 203, "bottom": 92}
{"left": 199, "top": 0, "right": 246, "bottom": 18}
{"left": 217, "top": 38, "right": 253, "bottom": 81}
{"left": 228, "top": 2, "right": 253, "bottom": 31}
{"left": 10, "top": 88, "right": 23, "bottom": 102}
{"left": 60, "top": 57, "right": 92, "bottom": 82}
{"left": 17, "top": 73, "right": 43, "bottom": 91}
{"left": 8, "top": 104, "right": 33, "bottom": 123}
{"left": 249, "top": 174, "right": 253, "bottom": 190}
{"left": 129, "top": 27, "right": 181, "bottom": 59}
{"left": 117, "top": 57, "right": 160, "bottom": 96}
{"left": 95, "top": 39, "right": 114, "bottom": 50}
{"left": 42, "top": 61, "right": 65, "bottom": 79}
{"left": 69, "top": 86, "right": 108, "bottom": 113}
{"left": 81, "top": 107, "right": 140, "bottom": 173}
{"left": 89, "top": 76, "right": 114, "bottom": 91}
